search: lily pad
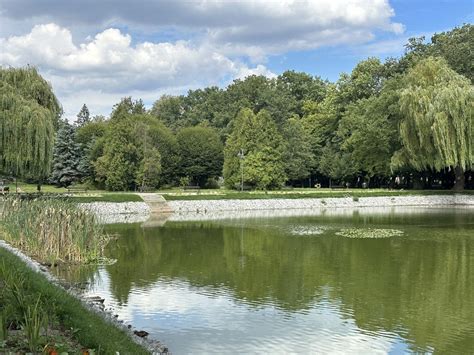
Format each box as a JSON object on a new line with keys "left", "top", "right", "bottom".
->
{"left": 335, "top": 228, "right": 404, "bottom": 239}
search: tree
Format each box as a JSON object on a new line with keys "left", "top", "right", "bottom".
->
{"left": 337, "top": 58, "right": 388, "bottom": 106}
{"left": 301, "top": 85, "right": 340, "bottom": 175}
{"left": 50, "top": 120, "right": 82, "bottom": 187}
{"left": 403, "top": 24, "right": 473, "bottom": 83}
{"left": 338, "top": 79, "right": 401, "bottom": 182}
{"left": 276, "top": 71, "right": 327, "bottom": 117}
{"left": 136, "top": 147, "right": 162, "bottom": 191}
{"left": 392, "top": 57, "right": 473, "bottom": 190}
{"left": 224, "top": 109, "right": 286, "bottom": 189}
{"left": 75, "top": 104, "right": 90, "bottom": 127}
{"left": 150, "top": 95, "right": 186, "bottom": 130}
{"left": 0, "top": 67, "right": 61, "bottom": 180}
{"left": 94, "top": 106, "right": 141, "bottom": 191}
{"left": 75, "top": 116, "right": 108, "bottom": 184}
{"left": 176, "top": 125, "right": 223, "bottom": 187}
{"left": 282, "top": 116, "right": 314, "bottom": 182}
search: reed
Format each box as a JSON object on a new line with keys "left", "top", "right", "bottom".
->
{"left": 1, "top": 197, "right": 108, "bottom": 264}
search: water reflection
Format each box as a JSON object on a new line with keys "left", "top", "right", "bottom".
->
{"left": 56, "top": 207, "right": 474, "bottom": 353}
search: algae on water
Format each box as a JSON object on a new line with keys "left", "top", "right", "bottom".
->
{"left": 336, "top": 228, "right": 404, "bottom": 239}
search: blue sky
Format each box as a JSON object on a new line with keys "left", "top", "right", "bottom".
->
{"left": 0, "top": 0, "right": 471, "bottom": 117}
{"left": 265, "top": 0, "right": 473, "bottom": 81}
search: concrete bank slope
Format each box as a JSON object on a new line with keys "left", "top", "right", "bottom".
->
{"left": 168, "top": 194, "right": 474, "bottom": 213}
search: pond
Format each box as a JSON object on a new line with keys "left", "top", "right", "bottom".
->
{"left": 56, "top": 207, "right": 474, "bottom": 354}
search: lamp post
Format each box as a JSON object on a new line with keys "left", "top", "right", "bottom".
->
{"left": 237, "top": 149, "right": 245, "bottom": 192}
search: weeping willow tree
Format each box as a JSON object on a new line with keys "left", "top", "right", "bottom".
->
{"left": 392, "top": 57, "right": 473, "bottom": 190}
{"left": 0, "top": 66, "right": 61, "bottom": 180}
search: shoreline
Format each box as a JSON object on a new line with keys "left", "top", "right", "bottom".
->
{"left": 81, "top": 194, "right": 474, "bottom": 224}
{"left": 0, "top": 239, "right": 166, "bottom": 354}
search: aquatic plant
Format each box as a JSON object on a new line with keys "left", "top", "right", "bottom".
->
{"left": 1, "top": 197, "right": 108, "bottom": 263}
{"left": 335, "top": 228, "right": 404, "bottom": 239}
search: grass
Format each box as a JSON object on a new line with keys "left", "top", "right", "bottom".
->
{"left": 160, "top": 188, "right": 474, "bottom": 201}
{"left": 6, "top": 182, "right": 143, "bottom": 202}
{"left": 1, "top": 198, "right": 108, "bottom": 264}
{"left": 0, "top": 248, "right": 149, "bottom": 354}
{"left": 70, "top": 193, "right": 144, "bottom": 203}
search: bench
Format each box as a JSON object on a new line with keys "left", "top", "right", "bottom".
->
{"left": 67, "top": 186, "right": 89, "bottom": 193}
{"left": 183, "top": 186, "right": 201, "bottom": 193}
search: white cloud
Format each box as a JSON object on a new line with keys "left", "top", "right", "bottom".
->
{"left": 0, "top": 23, "right": 275, "bottom": 117}
{"left": 1, "top": 0, "right": 404, "bottom": 57}
{"left": 0, "top": 1, "right": 406, "bottom": 117}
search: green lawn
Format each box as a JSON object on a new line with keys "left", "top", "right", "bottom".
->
{"left": 6, "top": 182, "right": 143, "bottom": 202}
{"left": 0, "top": 247, "right": 149, "bottom": 354}
{"left": 161, "top": 188, "right": 474, "bottom": 201}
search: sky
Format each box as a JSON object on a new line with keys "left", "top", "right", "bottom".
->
{"left": 0, "top": 0, "right": 472, "bottom": 118}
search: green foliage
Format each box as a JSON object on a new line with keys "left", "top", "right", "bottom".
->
{"left": 338, "top": 94, "right": 399, "bottom": 178}
{"left": 1, "top": 197, "right": 107, "bottom": 264}
{"left": 136, "top": 147, "right": 162, "bottom": 190}
{"left": 75, "top": 104, "right": 90, "bottom": 127}
{"left": 404, "top": 24, "right": 473, "bottom": 82}
{"left": 177, "top": 125, "right": 223, "bottom": 186}
{"left": 393, "top": 57, "right": 473, "bottom": 177}
{"left": 0, "top": 67, "right": 60, "bottom": 179}
{"left": 224, "top": 109, "right": 286, "bottom": 189}
{"left": 337, "top": 57, "right": 388, "bottom": 105}
{"left": 177, "top": 126, "right": 224, "bottom": 187}
{"left": 0, "top": 250, "right": 148, "bottom": 354}
{"left": 282, "top": 116, "right": 314, "bottom": 180}
{"left": 150, "top": 94, "right": 186, "bottom": 130}
{"left": 50, "top": 120, "right": 82, "bottom": 187}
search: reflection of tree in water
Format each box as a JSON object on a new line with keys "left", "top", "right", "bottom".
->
{"left": 104, "top": 216, "right": 473, "bottom": 353}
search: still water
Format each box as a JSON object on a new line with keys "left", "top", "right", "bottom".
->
{"left": 57, "top": 207, "right": 474, "bottom": 354}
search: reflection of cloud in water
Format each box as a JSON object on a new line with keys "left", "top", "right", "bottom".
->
{"left": 288, "top": 225, "right": 327, "bottom": 236}
{"left": 83, "top": 272, "right": 401, "bottom": 354}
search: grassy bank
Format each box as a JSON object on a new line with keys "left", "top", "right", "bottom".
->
{"left": 0, "top": 247, "right": 149, "bottom": 354}
{"left": 161, "top": 188, "right": 474, "bottom": 201}
{"left": 7, "top": 182, "right": 143, "bottom": 202}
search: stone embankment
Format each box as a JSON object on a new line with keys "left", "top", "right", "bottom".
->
{"left": 80, "top": 194, "right": 474, "bottom": 224}
{"left": 168, "top": 194, "right": 474, "bottom": 213}
{"left": 80, "top": 202, "right": 150, "bottom": 224}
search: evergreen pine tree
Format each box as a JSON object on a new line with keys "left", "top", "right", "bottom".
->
{"left": 75, "top": 104, "right": 90, "bottom": 127}
{"left": 50, "top": 120, "right": 82, "bottom": 187}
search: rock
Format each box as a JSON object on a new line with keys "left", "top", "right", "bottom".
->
{"left": 134, "top": 330, "right": 149, "bottom": 338}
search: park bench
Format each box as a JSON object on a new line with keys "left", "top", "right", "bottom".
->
{"left": 67, "top": 185, "right": 89, "bottom": 193}
{"left": 183, "top": 186, "right": 201, "bottom": 193}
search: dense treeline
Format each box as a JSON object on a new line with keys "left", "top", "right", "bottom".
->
{"left": 1, "top": 25, "right": 473, "bottom": 191}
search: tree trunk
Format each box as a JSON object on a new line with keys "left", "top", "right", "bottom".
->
{"left": 453, "top": 166, "right": 465, "bottom": 191}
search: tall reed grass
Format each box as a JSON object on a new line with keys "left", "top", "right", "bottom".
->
{"left": 1, "top": 197, "right": 108, "bottom": 264}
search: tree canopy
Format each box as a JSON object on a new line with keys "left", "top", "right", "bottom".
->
{"left": 0, "top": 66, "right": 61, "bottom": 180}
{"left": 392, "top": 57, "right": 473, "bottom": 190}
